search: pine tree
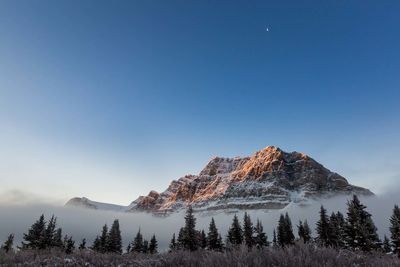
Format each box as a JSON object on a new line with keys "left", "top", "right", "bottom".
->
{"left": 207, "top": 218, "right": 221, "bottom": 250}
{"left": 254, "top": 219, "right": 268, "bottom": 248}
{"left": 78, "top": 238, "right": 86, "bottom": 250}
{"left": 284, "top": 213, "right": 295, "bottom": 245}
{"left": 21, "top": 214, "right": 46, "bottom": 249}
{"left": 177, "top": 227, "right": 185, "bottom": 250}
{"left": 107, "top": 219, "right": 122, "bottom": 254}
{"left": 227, "top": 214, "right": 243, "bottom": 246}
{"left": 345, "top": 195, "right": 381, "bottom": 251}
{"left": 91, "top": 236, "right": 101, "bottom": 252}
{"left": 243, "top": 212, "right": 254, "bottom": 248}
{"left": 53, "top": 228, "right": 64, "bottom": 248}
{"left": 126, "top": 243, "right": 132, "bottom": 253}
{"left": 42, "top": 215, "right": 57, "bottom": 248}
{"left": 132, "top": 229, "right": 143, "bottom": 253}
{"left": 272, "top": 229, "right": 277, "bottom": 247}
{"left": 1, "top": 234, "right": 14, "bottom": 253}
{"left": 199, "top": 230, "right": 207, "bottom": 249}
{"left": 99, "top": 224, "right": 109, "bottom": 253}
{"left": 149, "top": 234, "right": 158, "bottom": 254}
{"left": 298, "top": 220, "right": 306, "bottom": 243}
{"left": 277, "top": 213, "right": 294, "bottom": 247}
{"left": 169, "top": 233, "right": 177, "bottom": 251}
{"left": 63, "top": 235, "right": 75, "bottom": 254}
{"left": 383, "top": 235, "right": 392, "bottom": 253}
{"left": 142, "top": 240, "right": 149, "bottom": 253}
{"left": 316, "top": 206, "right": 330, "bottom": 246}
{"left": 390, "top": 204, "right": 400, "bottom": 257}
{"left": 181, "top": 206, "right": 198, "bottom": 251}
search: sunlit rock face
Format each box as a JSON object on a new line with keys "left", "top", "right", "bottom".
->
{"left": 125, "top": 146, "right": 373, "bottom": 213}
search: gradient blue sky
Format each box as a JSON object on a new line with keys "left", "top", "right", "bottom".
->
{"left": 0, "top": 0, "right": 399, "bottom": 205}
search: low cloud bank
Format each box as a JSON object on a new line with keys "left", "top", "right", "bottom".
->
{"left": 0, "top": 191, "right": 399, "bottom": 250}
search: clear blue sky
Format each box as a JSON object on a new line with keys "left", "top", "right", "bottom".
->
{"left": 0, "top": 0, "right": 399, "bottom": 205}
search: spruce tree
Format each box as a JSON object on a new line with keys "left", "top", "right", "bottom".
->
{"left": 272, "top": 229, "right": 277, "bottom": 247}
{"left": 169, "top": 233, "right": 177, "bottom": 251}
{"left": 199, "top": 230, "right": 207, "bottom": 249}
{"left": 254, "top": 219, "right": 268, "bottom": 248}
{"left": 78, "top": 238, "right": 86, "bottom": 250}
{"left": 207, "top": 217, "right": 221, "bottom": 250}
{"left": 21, "top": 214, "right": 46, "bottom": 249}
{"left": 243, "top": 212, "right": 254, "bottom": 248}
{"left": 277, "top": 213, "right": 294, "bottom": 247}
{"left": 383, "top": 235, "right": 392, "bottom": 253}
{"left": 177, "top": 227, "right": 185, "bottom": 250}
{"left": 132, "top": 229, "right": 143, "bottom": 253}
{"left": 43, "top": 215, "right": 57, "bottom": 248}
{"left": 1, "top": 234, "right": 14, "bottom": 253}
{"left": 284, "top": 213, "right": 295, "bottom": 245}
{"left": 345, "top": 195, "right": 380, "bottom": 251}
{"left": 227, "top": 214, "right": 243, "bottom": 246}
{"left": 126, "top": 243, "right": 132, "bottom": 253}
{"left": 298, "top": 220, "right": 306, "bottom": 243}
{"left": 142, "top": 240, "right": 149, "bottom": 253}
{"left": 63, "top": 235, "right": 75, "bottom": 254}
{"left": 91, "top": 236, "right": 101, "bottom": 252}
{"left": 316, "top": 206, "right": 330, "bottom": 246}
{"left": 390, "top": 204, "right": 400, "bottom": 256}
{"left": 182, "top": 206, "right": 198, "bottom": 251}
{"left": 99, "top": 224, "right": 109, "bottom": 253}
{"left": 53, "top": 228, "right": 64, "bottom": 248}
{"left": 149, "top": 234, "right": 158, "bottom": 254}
{"left": 277, "top": 214, "right": 286, "bottom": 247}
{"left": 107, "top": 219, "right": 122, "bottom": 254}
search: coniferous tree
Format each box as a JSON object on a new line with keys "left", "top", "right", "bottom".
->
{"left": 217, "top": 234, "right": 224, "bottom": 251}
{"left": 383, "top": 235, "right": 392, "bottom": 253}
{"left": 1, "top": 234, "right": 14, "bottom": 253}
{"left": 199, "top": 230, "right": 207, "bottom": 249}
{"left": 181, "top": 206, "right": 198, "bottom": 251}
{"left": 169, "top": 233, "right": 177, "bottom": 251}
{"left": 99, "top": 224, "right": 109, "bottom": 253}
{"left": 78, "top": 238, "right": 86, "bottom": 250}
{"left": 107, "top": 219, "right": 122, "bottom": 254}
{"left": 126, "top": 243, "right": 132, "bottom": 253}
{"left": 390, "top": 204, "right": 400, "bottom": 257}
{"left": 142, "top": 240, "right": 149, "bottom": 254}
{"left": 254, "top": 219, "right": 268, "bottom": 248}
{"left": 345, "top": 195, "right": 381, "bottom": 251}
{"left": 277, "top": 213, "right": 294, "bottom": 247}
{"left": 132, "top": 229, "right": 143, "bottom": 253}
{"left": 21, "top": 214, "right": 46, "bottom": 249}
{"left": 91, "top": 236, "right": 101, "bottom": 252}
{"left": 207, "top": 217, "right": 221, "bottom": 250}
{"left": 149, "top": 234, "right": 158, "bottom": 254}
{"left": 284, "top": 213, "right": 295, "bottom": 245}
{"left": 227, "top": 214, "right": 243, "bottom": 246}
{"left": 316, "top": 206, "right": 330, "bottom": 247}
{"left": 63, "top": 235, "right": 75, "bottom": 254}
{"left": 243, "top": 212, "right": 254, "bottom": 248}
{"left": 277, "top": 214, "right": 286, "bottom": 247}
{"left": 177, "top": 227, "right": 185, "bottom": 250}
{"left": 53, "top": 228, "right": 63, "bottom": 248}
{"left": 272, "top": 229, "right": 277, "bottom": 247}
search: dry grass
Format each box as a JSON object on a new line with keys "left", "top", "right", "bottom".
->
{"left": 0, "top": 243, "right": 399, "bottom": 267}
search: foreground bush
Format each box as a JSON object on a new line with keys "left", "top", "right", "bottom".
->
{"left": 0, "top": 243, "right": 399, "bottom": 267}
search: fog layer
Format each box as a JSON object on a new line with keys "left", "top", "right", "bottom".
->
{"left": 0, "top": 192, "right": 399, "bottom": 251}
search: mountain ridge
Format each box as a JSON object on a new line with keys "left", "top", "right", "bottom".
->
{"left": 66, "top": 146, "right": 373, "bottom": 213}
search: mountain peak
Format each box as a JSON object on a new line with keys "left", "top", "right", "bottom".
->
{"left": 66, "top": 146, "right": 373, "bottom": 213}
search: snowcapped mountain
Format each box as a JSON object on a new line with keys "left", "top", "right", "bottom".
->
{"left": 66, "top": 146, "right": 372, "bottom": 213}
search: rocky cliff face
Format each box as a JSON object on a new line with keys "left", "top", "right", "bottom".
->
{"left": 67, "top": 146, "right": 373, "bottom": 213}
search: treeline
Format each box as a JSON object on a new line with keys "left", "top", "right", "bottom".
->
{"left": 1, "top": 195, "right": 400, "bottom": 257}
